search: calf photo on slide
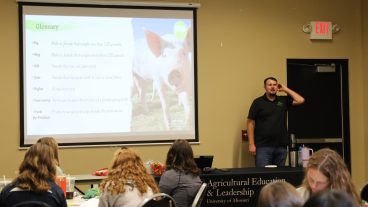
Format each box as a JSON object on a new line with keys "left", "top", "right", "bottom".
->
{"left": 132, "top": 26, "right": 193, "bottom": 130}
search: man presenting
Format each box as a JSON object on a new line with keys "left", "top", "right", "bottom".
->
{"left": 247, "top": 77, "right": 304, "bottom": 167}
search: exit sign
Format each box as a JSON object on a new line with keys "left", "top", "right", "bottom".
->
{"left": 310, "top": 21, "right": 332, "bottom": 39}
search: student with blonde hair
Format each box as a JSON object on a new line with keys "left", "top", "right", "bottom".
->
{"left": 297, "top": 148, "right": 360, "bottom": 205}
{"left": 98, "top": 148, "right": 159, "bottom": 207}
{"left": 37, "top": 137, "right": 64, "bottom": 175}
{"left": 258, "top": 181, "right": 303, "bottom": 207}
{"left": 0, "top": 142, "right": 67, "bottom": 207}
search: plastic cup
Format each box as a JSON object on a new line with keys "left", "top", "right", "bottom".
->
{"left": 66, "top": 192, "right": 74, "bottom": 199}
{"left": 56, "top": 176, "right": 66, "bottom": 197}
{"left": 66, "top": 176, "right": 75, "bottom": 199}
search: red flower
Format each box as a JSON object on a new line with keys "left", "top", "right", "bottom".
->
{"left": 149, "top": 161, "right": 165, "bottom": 176}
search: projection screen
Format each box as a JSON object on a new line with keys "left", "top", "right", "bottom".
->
{"left": 18, "top": 0, "right": 199, "bottom": 147}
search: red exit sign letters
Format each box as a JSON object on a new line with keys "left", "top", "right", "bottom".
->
{"left": 310, "top": 21, "right": 332, "bottom": 39}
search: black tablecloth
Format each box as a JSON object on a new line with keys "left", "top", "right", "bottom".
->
{"left": 198, "top": 167, "right": 304, "bottom": 207}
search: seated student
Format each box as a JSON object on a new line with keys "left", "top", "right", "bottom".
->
{"left": 98, "top": 148, "right": 159, "bottom": 207}
{"left": 258, "top": 181, "right": 303, "bottom": 207}
{"left": 303, "top": 190, "right": 358, "bottom": 207}
{"left": 296, "top": 148, "right": 360, "bottom": 206}
{"left": 37, "top": 137, "right": 64, "bottom": 176}
{"left": 159, "top": 139, "right": 202, "bottom": 207}
{"left": 0, "top": 142, "right": 67, "bottom": 207}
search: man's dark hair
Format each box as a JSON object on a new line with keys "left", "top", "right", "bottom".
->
{"left": 264, "top": 77, "right": 278, "bottom": 85}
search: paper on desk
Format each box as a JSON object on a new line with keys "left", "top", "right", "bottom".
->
{"left": 80, "top": 197, "right": 99, "bottom": 207}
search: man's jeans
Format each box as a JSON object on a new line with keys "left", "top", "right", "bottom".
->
{"left": 255, "top": 146, "right": 287, "bottom": 167}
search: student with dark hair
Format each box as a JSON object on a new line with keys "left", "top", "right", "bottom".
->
{"left": 0, "top": 142, "right": 67, "bottom": 207}
{"left": 159, "top": 139, "right": 202, "bottom": 207}
{"left": 99, "top": 148, "right": 159, "bottom": 207}
{"left": 258, "top": 181, "right": 303, "bottom": 207}
{"left": 303, "top": 190, "right": 358, "bottom": 207}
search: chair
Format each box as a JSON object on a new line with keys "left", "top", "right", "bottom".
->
{"left": 138, "top": 193, "right": 177, "bottom": 207}
{"left": 12, "top": 201, "right": 51, "bottom": 207}
{"left": 191, "top": 183, "right": 207, "bottom": 207}
{"left": 361, "top": 183, "right": 368, "bottom": 201}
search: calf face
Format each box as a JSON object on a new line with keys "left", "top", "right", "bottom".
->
{"left": 132, "top": 28, "right": 193, "bottom": 130}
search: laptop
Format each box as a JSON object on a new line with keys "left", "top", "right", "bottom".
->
{"left": 194, "top": 155, "right": 214, "bottom": 171}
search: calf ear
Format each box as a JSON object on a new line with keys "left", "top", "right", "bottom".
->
{"left": 184, "top": 26, "right": 193, "bottom": 52}
{"left": 144, "top": 30, "right": 162, "bottom": 58}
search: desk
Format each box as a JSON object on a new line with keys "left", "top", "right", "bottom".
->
{"left": 73, "top": 174, "right": 106, "bottom": 194}
{"left": 67, "top": 196, "right": 88, "bottom": 206}
{"left": 67, "top": 196, "right": 99, "bottom": 207}
{"left": 74, "top": 174, "right": 106, "bottom": 185}
{"left": 0, "top": 180, "right": 12, "bottom": 185}
{"left": 0, "top": 179, "right": 12, "bottom": 192}
{"left": 73, "top": 167, "right": 304, "bottom": 207}
{"left": 199, "top": 167, "right": 304, "bottom": 207}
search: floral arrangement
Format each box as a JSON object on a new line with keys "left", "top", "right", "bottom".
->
{"left": 146, "top": 160, "right": 165, "bottom": 176}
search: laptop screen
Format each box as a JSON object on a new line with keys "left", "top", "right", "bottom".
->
{"left": 194, "top": 155, "right": 214, "bottom": 170}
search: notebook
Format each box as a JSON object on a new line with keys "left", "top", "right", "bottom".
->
{"left": 194, "top": 155, "right": 214, "bottom": 171}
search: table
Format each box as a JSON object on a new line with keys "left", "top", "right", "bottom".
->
{"left": 67, "top": 196, "right": 88, "bottom": 206}
{"left": 73, "top": 174, "right": 106, "bottom": 194}
{"left": 67, "top": 196, "right": 99, "bottom": 207}
{"left": 0, "top": 179, "right": 12, "bottom": 192}
{"left": 199, "top": 167, "right": 304, "bottom": 207}
{"left": 74, "top": 174, "right": 106, "bottom": 185}
{"left": 73, "top": 167, "right": 304, "bottom": 207}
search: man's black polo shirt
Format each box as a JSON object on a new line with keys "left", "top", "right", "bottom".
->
{"left": 248, "top": 93, "right": 293, "bottom": 147}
